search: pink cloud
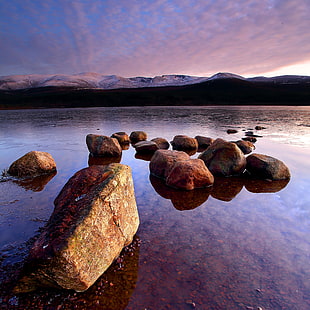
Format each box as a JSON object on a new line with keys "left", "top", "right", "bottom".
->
{"left": 0, "top": 0, "right": 309, "bottom": 77}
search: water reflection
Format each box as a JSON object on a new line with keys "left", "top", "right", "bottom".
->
{"left": 12, "top": 172, "right": 57, "bottom": 192}
{"left": 88, "top": 154, "right": 122, "bottom": 166}
{"left": 150, "top": 175, "right": 211, "bottom": 210}
{"left": 150, "top": 174, "right": 290, "bottom": 209}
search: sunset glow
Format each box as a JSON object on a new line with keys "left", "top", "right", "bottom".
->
{"left": 0, "top": 0, "right": 309, "bottom": 78}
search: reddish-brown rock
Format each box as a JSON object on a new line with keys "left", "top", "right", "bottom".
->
{"left": 198, "top": 138, "right": 246, "bottom": 176}
{"left": 233, "top": 140, "right": 255, "bottom": 154}
{"left": 194, "top": 136, "right": 214, "bottom": 150}
{"left": 151, "top": 137, "right": 170, "bottom": 149}
{"left": 86, "top": 134, "right": 122, "bottom": 157}
{"left": 130, "top": 131, "right": 147, "bottom": 144}
{"left": 133, "top": 140, "right": 159, "bottom": 153}
{"left": 15, "top": 164, "right": 139, "bottom": 293}
{"left": 246, "top": 153, "right": 291, "bottom": 180}
{"left": 8, "top": 151, "right": 56, "bottom": 177}
{"left": 166, "top": 159, "right": 214, "bottom": 190}
{"left": 171, "top": 135, "right": 198, "bottom": 153}
{"left": 111, "top": 132, "right": 130, "bottom": 145}
{"left": 149, "top": 149, "right": 190, "bottom": 179}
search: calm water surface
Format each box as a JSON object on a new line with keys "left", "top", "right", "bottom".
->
{"left": 0, "top": 106, "right": 309, "bottom": 309}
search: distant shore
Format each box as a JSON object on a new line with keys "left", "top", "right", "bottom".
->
{"left": 1, "top": 78, "right": 309, "bottom": 109}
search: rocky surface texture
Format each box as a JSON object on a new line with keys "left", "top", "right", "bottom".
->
{"left": 14, "top": 164, "right": 139, "bottom": 293}
{"left": 8, "top": 151, "right": 56, "bottom": 177}
{"left": 166, "top": 158, "right": 214, "bottom": 190}
{"left": 129, "top": 131, "right": 147, "bottom": 144}
{"left": 86, "top": 134, "right": 122, "bottom": 157}
{"left": 151, "top": 137, "right": 170, "bottom": 150}
{"left": 171, "top": 135, "right": 198, "bottom": 154}
{"left": 246, "top": 153, "right": 291, "bottom": 180}
{"left": 198, "top": 139, "right": 246, "bottom": 176}
{"left": 149, "top": 150, "right": 190, "bottom": 179}
{"left": 111, "top": 132, "right": 130, "bottom": 145}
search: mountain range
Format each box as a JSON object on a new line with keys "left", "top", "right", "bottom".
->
{"left": 0, "top": 72, "right": 309, "bottom": 109}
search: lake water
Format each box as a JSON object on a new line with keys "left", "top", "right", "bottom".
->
{"left": 0, "top": 106, "right": 309, "bottom": 309}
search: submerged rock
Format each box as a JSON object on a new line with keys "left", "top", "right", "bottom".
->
{"left": 86, "top": 134, "right": 122, "bottom": 157}
{"left": 198, "top": 139, "right": 246, "bottom": 176}
{"left": 166, "top": 158, "right": 214, "bottom": 190}
{"left": 246, "top": 153, "right": 291, "bottom": 180}
{"left": 8, "top": 151, "right": 56, "bottom": 177}
{"left": 15, "top": 164, "right": 139, "bottom": 293}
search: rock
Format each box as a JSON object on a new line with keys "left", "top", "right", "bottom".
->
{"left": 242, "top": 136, "right": 257, "bottom": 143}
{"left": 255, "top": 126, "right": 266, "bottom": 130}
{"left": 198, "top": 138, "right": 246, "bottom": 176}
{"left": 8, "top": 151, "right": 57, "bottom": 177}
{"left": 151, "top": 137, "right": 170, "bottom": 149}
{"left": 111, "top": 132, "right": 130, "bottom": 145}
{"left": 246, "top": 153, "right": 291, "bottom": 180}
{"left": 194, "top": 136, "right": 214, "bottom": 150}
{"left": 171, "top": 135, "right": 198, "bottom": 154}
{"left": 245, "top": 131, "right": 262, "bottom": 138}
{"left": 149, "top": 149, "right": 190, "bottom": 179}
{"left": 129, "top": 131, "right": 147, "bottom": 144}
{"left": 86, "top": 134, "right": 122, "bottom": 157}
{"left": 133, "top": 141, "right": 159, "bottom": 153}
{"left": 166, "top": 159, "right": 214, "bottom": 190}
{"left": 15, "top": 164, "right": 139, "bottom": 293}
{"left": 227, "top": 129, "right": 238, "bottom": 134}
{"left": 233, "top": 140, "right": 255, "bottom": 154}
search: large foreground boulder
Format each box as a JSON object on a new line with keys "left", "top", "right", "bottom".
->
{"left": 166, "top": 158, "right": 214, "bottom": 190}
{"left": 246, "top": 153, "right": 290, "bottom": 180}
{"left": 15, "top": 164, "right": 139, "bottom": 293}
{"left": 86, "top": 134, "right": 122, "bottom": 157}
{"left": 149, "top": 149, "right": 190, "bottom": 179}
{"left": 8, "top": 151, "right": 56, "bottom": 177}
{"left": 198, "top": 138, "right": 246, "bottom": 176}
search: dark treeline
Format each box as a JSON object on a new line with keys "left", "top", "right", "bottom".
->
{"left": 0, "top": 78, "right": 309, "bottom": 109}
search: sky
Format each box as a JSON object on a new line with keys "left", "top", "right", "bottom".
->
{"left": 0, "top": 0, "right": 310, "bottom": 78}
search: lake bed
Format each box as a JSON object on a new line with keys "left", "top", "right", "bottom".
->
{"left": 0, "top": 106, "right": 309, "bottom": 309}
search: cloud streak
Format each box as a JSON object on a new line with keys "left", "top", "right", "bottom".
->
{"left": 0, "top": 0, "right": 309, "bottom": 77}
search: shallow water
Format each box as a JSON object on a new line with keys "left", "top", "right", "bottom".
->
{"left": 0, "top": 106, "right": 309, "bottom": 309}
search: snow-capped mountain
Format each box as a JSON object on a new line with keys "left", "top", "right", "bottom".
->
{"left": 0, "top": 72, "right": 309, "bottom": 91}
{"left": 0, "top": 73, "right": 209, "bottom": 91}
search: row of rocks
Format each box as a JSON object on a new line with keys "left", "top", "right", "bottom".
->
{"left": 149, "top": 138, "right": 290, "bottom": 191}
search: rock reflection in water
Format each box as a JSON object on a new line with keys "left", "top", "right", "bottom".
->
{"left": 1, "top": 236, "right": 140, "bottom": 310}
{"left": 150, "top": 174, "right": 290, "bottom": 208}
{"left": 211, "top": 176, "right": 244, "bottom": 202}
{"left": 244, "top": 178, "right": 289, "bottom": 193}
{"left": 150, "top": 175, "right": 212, "bottom": 210}
{"left": 12, "top": 171, "right": 57, "bottom": 192}
{"left": 88, "top": 154, "right": 122, "bottom": 166}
